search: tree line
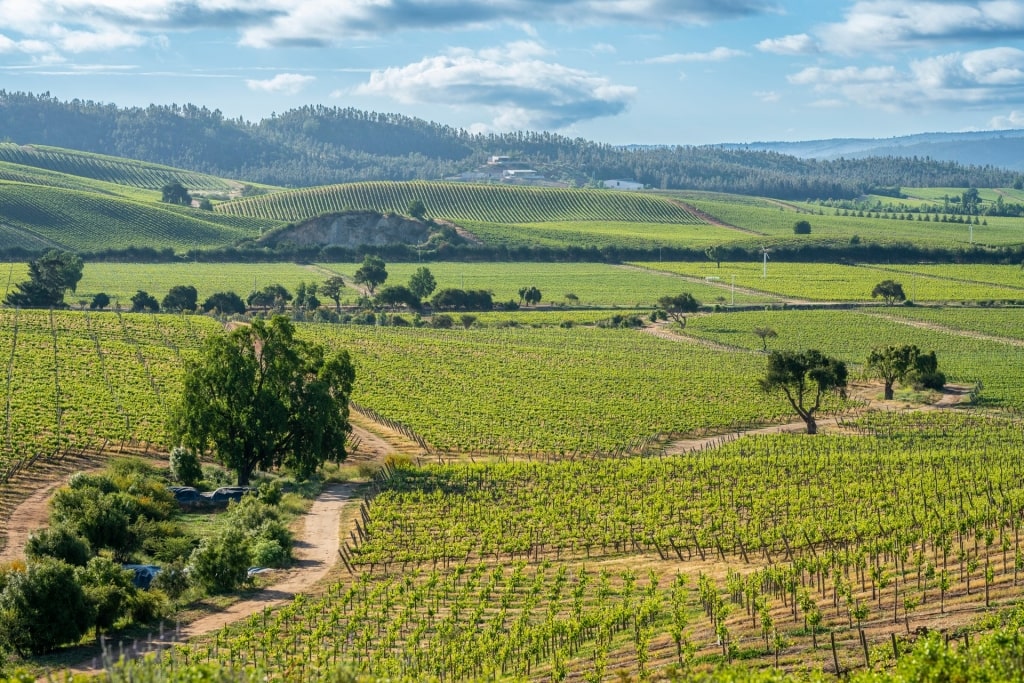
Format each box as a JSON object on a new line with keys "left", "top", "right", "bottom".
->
{"left": 1, "top": 91, "right": 1020, "bottom": 198}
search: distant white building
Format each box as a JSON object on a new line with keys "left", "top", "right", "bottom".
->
{"left": 503, "top": 169, "right": 542, "bottom": 180}
{"left": 603, "top": 179, "right": 644, "bottom": 191}
{"left": 488, "top": 155, "right": 514, "bottom": 165}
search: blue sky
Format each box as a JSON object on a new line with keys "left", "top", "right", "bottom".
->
{"left": 2, "top": 1, "right": 1024, "bottom": 145}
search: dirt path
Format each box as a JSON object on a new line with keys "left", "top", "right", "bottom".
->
{"left": 0, "top": 477, "right": 72, "bottom": 564}
{"left": 640, "top": 320, "right": 744, "bottom": 352}
{"left": 665, "top": 198, "right": 766, "bottom": 236}
{"left": 617, "top": 263, "right": 813, "bottom": 305}
{"left": 863, "top": 310, "right": 1024, "bottom": 348}
{"left": 57, "top": 482, "right": 356, "bottom": 678}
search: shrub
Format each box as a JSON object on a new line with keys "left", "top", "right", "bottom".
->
{"left": 793, "top": 220, "right": 812, "bottom": 234}
{"left": 0, "top": 558, "right": 95, "bottom": 655}
{"left": 150, "top": 560, "right": 190, "bottom": 601}
{"left": 189, "top": 528, "right": 250, "bottom": 594}
{"left": 24, "top": 526, "right": 91, "bottom": 567}
{"left": 169, "top": 446, "right": 202, "bottom": 487}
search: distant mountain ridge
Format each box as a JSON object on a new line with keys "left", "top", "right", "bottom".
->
{"left": 716, "top": 129, "right": 1024, "bottom": 171}
{"left": 0, "top": 91, "right": 1021, "bottom": 198}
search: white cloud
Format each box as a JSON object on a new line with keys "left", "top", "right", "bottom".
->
{"left": 816, "top": 1, "right": 1024, "bottom": 55}
{"left": 756, "top": 33, "right": 817, "bottom": 55}
{"left": 788, "top": 48, "right": 1024, "bottom": 110}
{"left": 239, "top": 0, "right": 778, "bottom": 48}
{"left": 592, "top": 43, "right": 617, "bottom": 54}
{"left": 990, "top": 109, "right": 1024, "bottom": 127}
{"left": 754, "top": 90, "right": 780, "bottom": 102}
{"left": 246, "top": 72, "right": 316, "bottom": 95}
{"left": 643, "top": 47, "right": 745, "bottom": 64}
{"left": 353, "top": 42, "right": 636, "bottom": 130}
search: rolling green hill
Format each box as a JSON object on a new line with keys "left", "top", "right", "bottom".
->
{"left": 0, "top": 180, "right": 281, "bottom": 252}
{"left": 216, "top": 181, "right": 706, "bottom": 225}
{"left": 0, "top": 143, "right": 252, "bottom": 194}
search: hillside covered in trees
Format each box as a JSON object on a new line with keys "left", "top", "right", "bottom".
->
{"left": 1, "top": 91, "right": 1020, "bottom": 199}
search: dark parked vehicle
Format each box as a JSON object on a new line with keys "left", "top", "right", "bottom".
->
{"left": 167, "top": 486, "right": 201, "bottom": 506}
{"left": 200, "top": 486, "right": 257, "bottom": 506}
{"left": 122, "top": 564, "right": 161, "bottom": 590}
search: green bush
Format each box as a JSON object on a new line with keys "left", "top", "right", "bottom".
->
{"left": 24, "top": 526, "right": 91, "bottom": 567}
{"left": 169, "top": 446, "right": 203, "bottom": 487}
{"left": 0, "top": 558, "right": 95, "bottom": 655}
{"left": 150, "top": 560, "right": 190, "bottom": 601}
{"left": 189, "top": 528, "right": 250, "bottom": 594}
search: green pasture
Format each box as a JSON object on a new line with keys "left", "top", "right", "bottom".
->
{"left": 683, "top": 308, "right": 1023, "bottom": 405}
{"left": 635, "top": 261, "right": 1024, "bottom": 302}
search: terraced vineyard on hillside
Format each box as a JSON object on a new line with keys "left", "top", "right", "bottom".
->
{"left": 0, "top": 181, "right": 279, "bottom": 252}
{"left": 216, "top": 181, "right": 707, "bottom": 225}
{"left": 0, "top": 144, "right": 245, "bottom": 193}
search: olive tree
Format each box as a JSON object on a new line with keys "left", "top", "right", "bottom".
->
{"left": 171, "top": 316, "right": 356, "bottom": 485}
{"left": 759, "top": 350, "right": 847, "bottom": 434}
{"left": 871, "top": 280, "right": 906, "bottom": 306}
{"left": 867, "top": 344, "right": 921, "bottom": 400}
{"left": 657, "top": 293, "right": 701, "bottom": 328}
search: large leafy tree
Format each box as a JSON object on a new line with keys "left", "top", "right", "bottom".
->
{"left": 171, "top": 316, "right": 356, "bottom": 485}
{"left": 4, "top": 250, "right": 83, "bottom": 309}
{"left": 759, "top": 349, "right": 847, "bottom": 434}
{"left": 353, "top": 255, "right": 388, "bottom": 295}
{"left": 867, "top": 344, "right": 921, "bottom": 400}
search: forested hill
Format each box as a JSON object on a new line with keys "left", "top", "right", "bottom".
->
{"left": 0, "top": 91, "right": 1019, "bottom": 199}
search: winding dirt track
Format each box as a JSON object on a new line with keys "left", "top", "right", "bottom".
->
{"left": 52, "top": 483, "right": 355, "bottom": 679}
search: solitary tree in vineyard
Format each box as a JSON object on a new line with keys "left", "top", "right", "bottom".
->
{"left": 872, "top": 280, "right": 906, "bottom": 306}
{"left": 867, "top": 344, "right": 921, "bottom": 400}
{"left": 171, "top": 316, "right": 356, "bottom": 485}
{"left": 354, "top": 255, "right": 388, "bottom": 295}
{"left": 759, "top": 349, "right": 847, "bottom": 434}
{"left": 658, "top": 293, "right": 700, "bottom": 328}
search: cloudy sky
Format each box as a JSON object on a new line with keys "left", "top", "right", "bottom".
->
{"left": 2, "top": 1, "right": 1024, "bottom": 145}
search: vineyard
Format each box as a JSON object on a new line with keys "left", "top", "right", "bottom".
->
{"left": 0, "top": 144, "right": 245, "bottom": 193}
{"left": 143, "top": 411, "right": 1024, "bottom": 681}
{"left": 0, "top": 310, "right": 220, "bottom": 481}
{"left": 635, "top": 261, "right": 1024, "bottom": 302}
{"left": 0, "top": 181, "right": 275, "bottom": 252}
{"left": 678, "top": 194, "right": 1024, "bottom": 248}
{"left": 215, "top": 181, "right": 707, "bottom": 226}
{"left": 457, "top": 219, "right": 746, "bottom": 250}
